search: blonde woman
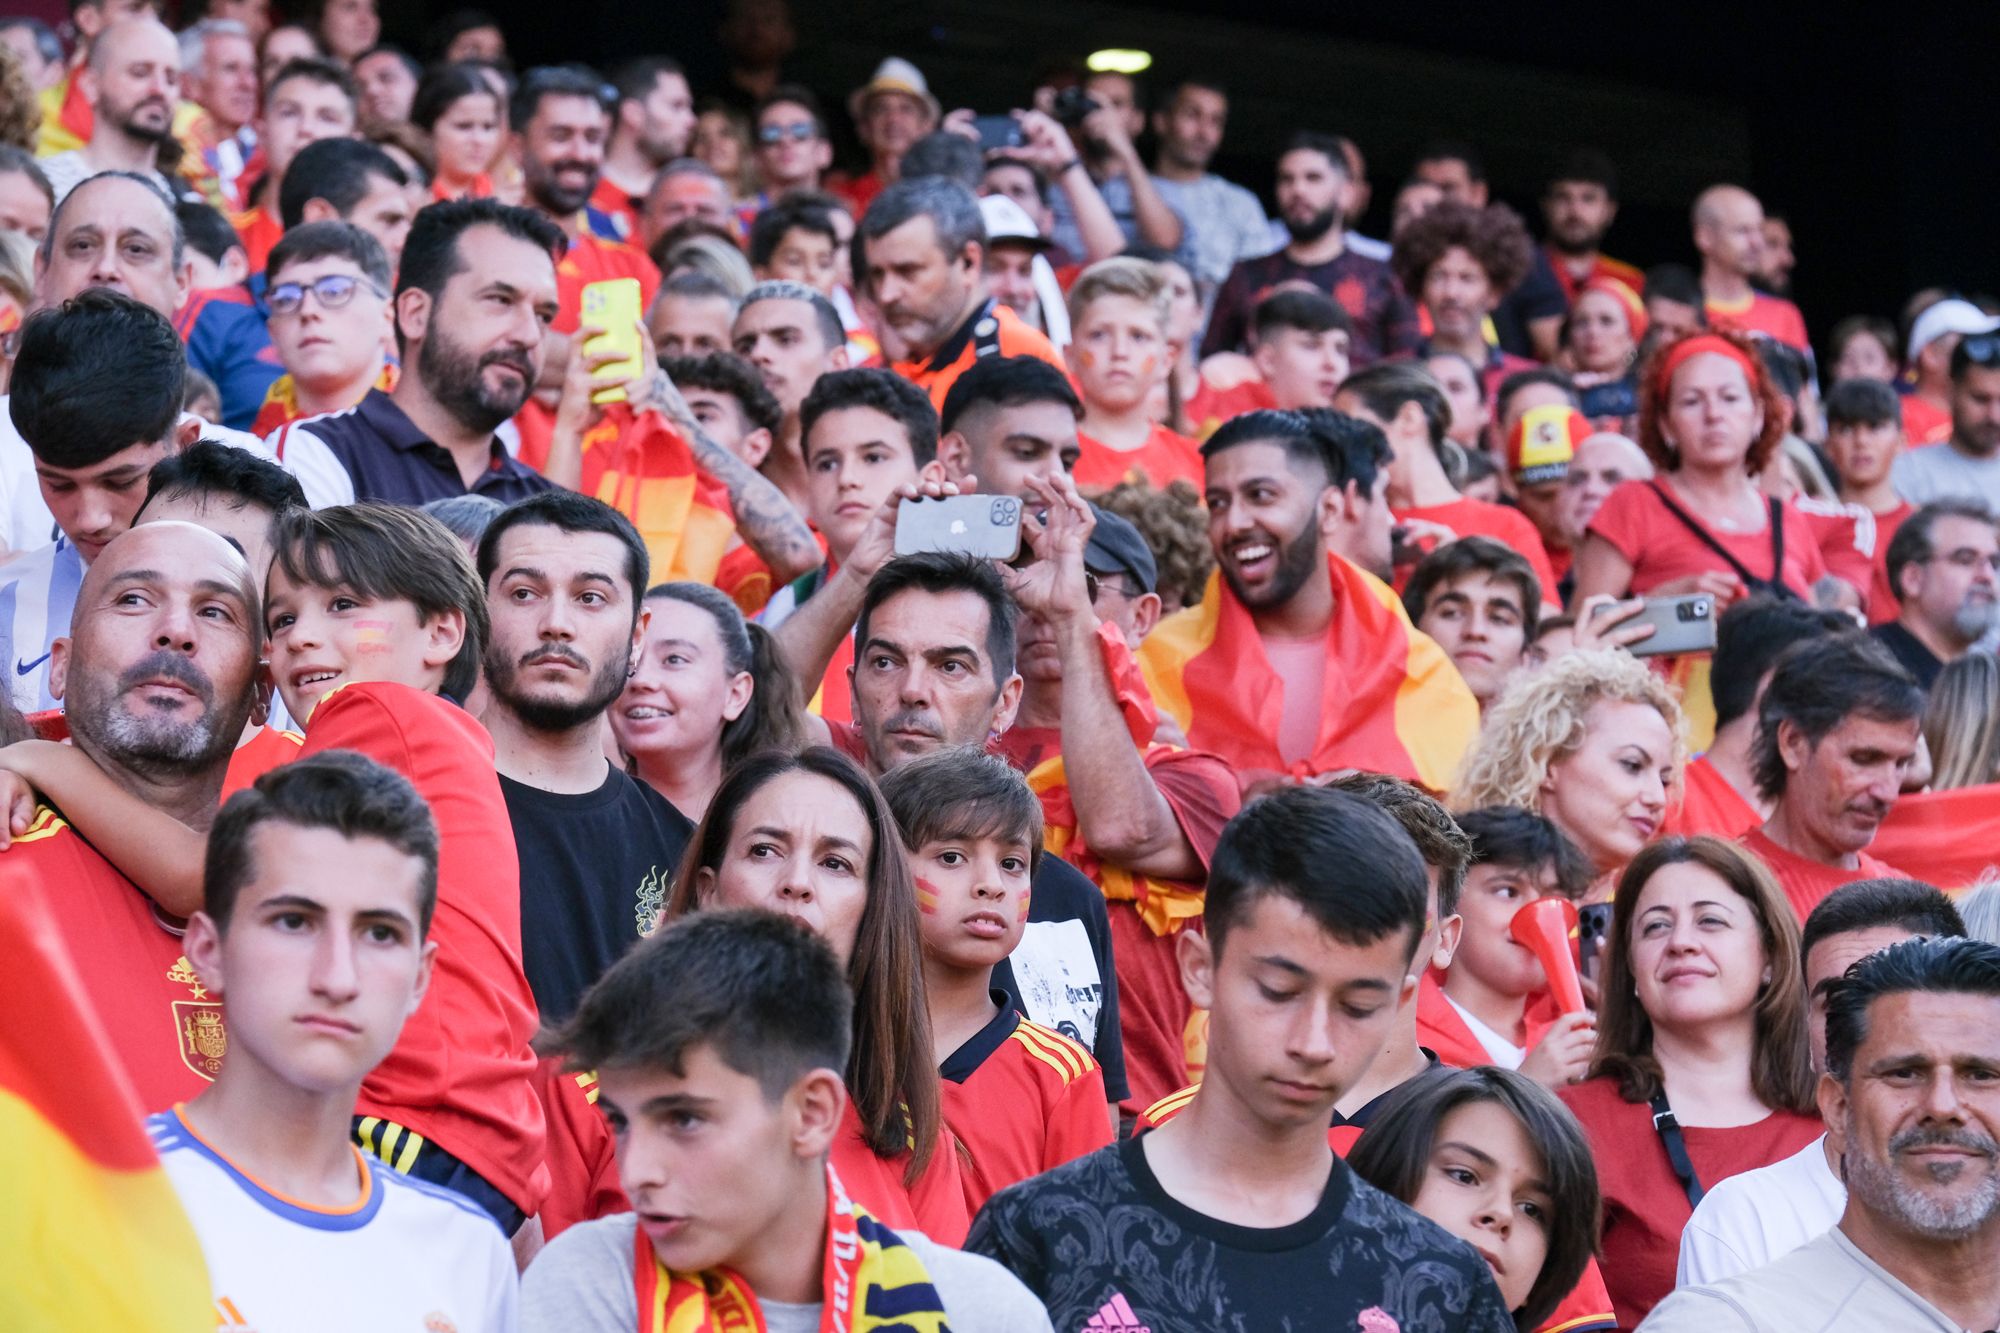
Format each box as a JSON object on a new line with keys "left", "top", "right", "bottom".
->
{"left": 1454, "top": 650, "right": 1687, "bottom": 896}
{"left": 1923, "top": 653, "right": 2000, "bottom": 790}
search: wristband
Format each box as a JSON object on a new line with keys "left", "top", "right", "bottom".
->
{"left": 1056, "top": 158, "right": 1084, "bottom": 176}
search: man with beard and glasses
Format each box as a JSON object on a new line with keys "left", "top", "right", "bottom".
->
{"left": 475, "top": 491, "right": 693, "bottom": 1023}
{"left": 1742, "top": 634, "right": 1924, "bottom": 924}
{"left": 1646, "top": 936, "right": 2000, "bottom": 1333}
{"left": 1137, "top": 408, "right": 1478, "bottom": 793}
{"left": 272, "top": 198, "right": 565, "bottom": 507}
{"left": 1875, "top": 500, "right": 2000, "bottom": 688}
{"left": 0, "top": 521, "right": 259, "bottom": 1110}
{"left": 38, "top": 17, "right": 183, "bottom": 204}
{"left": 1540, "top": 150, "right": 1644, "bottom": 307}
{"left": 1201, "top": 132, "right": 1418, "bottom": 366}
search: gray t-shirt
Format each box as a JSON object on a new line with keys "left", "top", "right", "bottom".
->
{"left": 1640, "top": 1226, "right": 1963, "bottom": 1332}
{"left": 1151, "top": 173, "right": 1274, "bottom": 288}
{"left": 1893, "top": 440, "right": 2000, "bottom": 511}
{"left": 520, "top": 1213, "right": 1055, "bottom": 1333}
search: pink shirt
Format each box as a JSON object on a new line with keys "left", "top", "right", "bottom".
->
{"left": 1262, "top": 631, "right": 1329, "bottom": 767}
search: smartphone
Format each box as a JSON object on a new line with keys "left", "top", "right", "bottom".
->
{"left": 972, "top": 114, "right": 1024, "bottom": 153}
{"left": 1595, "top": 592, "right": 1718, "bottom": 657}
{"left": 580, "top": 277, "right": 644, "bottom": 405}
{"left": 1577, "top": 902, "right": 1614, "bottom": 988}
{"left": 893, "top": 494, "right": 1023, "bottom": 561}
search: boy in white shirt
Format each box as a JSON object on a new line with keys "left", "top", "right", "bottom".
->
{"left": 149, "top": 749, "right": 516, "bottom": 1333}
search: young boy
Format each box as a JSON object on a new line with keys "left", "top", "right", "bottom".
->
{"left": 1065, "top": 258, "right": 1203, "bottom": 492}
{"left": 880, "top": 747, "right": 1112, "bottom": 1210}
{"left": 520, "top": 909, "right": 1054, "bottom": 1332}
{"left": 1822, "top": 376, "right": 1913, "bottom": 623}
{"left": 2, "top": 504, "right": 547, "bottom": 1235}
{"left": 250, "top": 220, "right": 397, "bottom": 436}
{"left": 748, "top": 196, "right": 840, "bottom": 294}
{"left": 154, "top": 751, "right": 516, "bottom": 1331}
{"left": 970, "top": 786, "right": 1515, "bottom": 1331}
{"left": 1418, "top": 805, "right": 1598, "bottom": 1089}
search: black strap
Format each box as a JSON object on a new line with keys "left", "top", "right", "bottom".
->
{"left": 1649, "top": 1091, "right": 1706, "bottom": 1209}
{"left": 1645, "top": 480, "right": 1797, "bottom": 601}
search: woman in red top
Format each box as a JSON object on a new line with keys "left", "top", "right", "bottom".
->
{"left": 413, "top": 64, "right": 502, "bottom": 202}
{"left": 1574, "top": 328, "right": 1826, "bottom": 608}
{"left": 1558, "top": 837, "right": 1819, "bottom": 1327}
{"left": 661, "top": 746, "right": 970, "bottom": 1244}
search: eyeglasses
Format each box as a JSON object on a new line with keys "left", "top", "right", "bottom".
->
{"left": 1932, "top": 548, "right": 2000, "bottom": 573}
{"left": 758, "top": 122, "right": 818, "bottom": 145}
{"left": 1085, "top": 572, "right": 1141, "bottom": 604}
{"left": 267, "top": 273, "right": 385, "bottom": 317}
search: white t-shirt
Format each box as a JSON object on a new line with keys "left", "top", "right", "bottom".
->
{"left": 1677, "top": 1133, "right": 1845, "bottom": 1287}
{"left": 1442, "top": 994, "right": 1526, "bottom": 1068}
{"left": 148, "top": 1108, "right": 518, "bottom": 1333}
{"left": 0, "top": 534, "right": 82, "bottom": 711}
{"left": 1642, "top": 1226, "right": 1960, "bottom": 1332}
{"left": 1893, "top": 439, "right": 2000, "bottom": 511}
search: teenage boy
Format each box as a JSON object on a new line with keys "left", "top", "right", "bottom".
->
{"left": 748, "top": 196, "right": 840, "bottom": 293}
{"left": 251, "top": 220, "right": 396, "bottom": 437}
{"left": 1418, "top": 806, "right": 1598, "bottom": 1089}
{"left": 969, "top": 786, "right": 1515, "bottom": 1331}
{"left": 1065, "top": 257, "right": 1202, "bottom": 492}
{"left": 882, "top": 747, "right": 1113, "bottom": 1210}
{"left": 1822, "top": 377, "right": 1914, "bottom": 623}
{"left": 654, "top": 351, "right": 793, "bottom": 614}
{"left": 1402, "top": 536, "right": 1542, "bottom": 711}
{"left": 154, "top": 751, "right": 516, "bottom": 1331}
{"left": 731, "top": 279, "right": 852, "bottom": 507}
{"left": 521, "top": 910, "right": 1055, "bottom": 1332}
{"left": 1252, "top": 288, "right": 1353, "bottom": 411}
{"left": 5, "top": 504, "right": 548, "bottom": 1234}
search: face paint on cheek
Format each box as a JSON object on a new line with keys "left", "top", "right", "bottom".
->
{"left": 1075, "top": 348, "right": 1096, "bottom": 369}
{"left": 354, "top": 619, "right": 395, "bottom": 653}
{"left": 914, "top": 876, "right": 939, "bottom": 916}
{"left": 1017, "top": 891, "right": 1031, "bottom": 923}
{"left": 1139, "top": 355, "right": 1157, "bottom": 376}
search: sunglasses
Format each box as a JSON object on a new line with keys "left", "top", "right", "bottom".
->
{"left": 758, "top": 123, "right": 818, "bottom": 145}
{"left": 267, "top": 273, "right": 385, "bottom": 317}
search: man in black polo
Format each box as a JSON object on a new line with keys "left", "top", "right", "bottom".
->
{"left": 272, "top": 197, "right": 563, "bottom": 507}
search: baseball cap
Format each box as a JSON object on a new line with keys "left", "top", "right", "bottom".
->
{"left": 1908, "top": 298, "right": 2000, "bottom": 361}
{"left": 848, "top": 57, "right": 941, "bottom": 126}
{"left": 1084, "top": 505, "right": 1157, "bottom": 594}
{"left": 978, "top": 193, "right": 1054, "bottom": 251}
{"left": 1507, "top": 404, "right": 1592, "bottom": 486}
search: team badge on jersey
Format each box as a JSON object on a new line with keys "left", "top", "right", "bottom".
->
{"left": 169, "top": 955, "right": 227, "bottom": 1079}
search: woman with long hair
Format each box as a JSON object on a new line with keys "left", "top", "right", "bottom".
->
{"left": 1557, "top": 837, "right": 1819, "bottom": 1326}
{"left": 660, "top": 747, "right": 968, "bottom": 1243}
{"left": 1454, "top": 650, "right": 1686, "bottom": 896}
{"left": 1923, "top": 652, "right": 2000, "bottom": 790}
{"left": 412, "top": 62, "right": 503, "bottom": 201}
{"left": 612, "top": 582, "right": 806, "bottom": 822}
{"left": 1564, "top": 278, "right": 1646, "bottom": 435}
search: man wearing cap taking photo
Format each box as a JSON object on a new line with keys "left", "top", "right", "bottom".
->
{"left": 835, "top": 56, "right": 939, "bottom": 214}
{"left": 1899, "top": 297, "right": 2000, "bottom": 446}
{"left": 998, "top": 470, "right": 1241, "bottom": 1117}
{"left": 1895, "top": 315, "right": 2000, "bottom": 512}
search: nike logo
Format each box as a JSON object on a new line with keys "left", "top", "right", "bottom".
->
{"left": 15, "top": 652, "right": 49, "bottom": 675}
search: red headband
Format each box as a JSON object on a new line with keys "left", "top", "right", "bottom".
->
{"left": 1582, "top": 277, "right": 1649, "bottom": 342}
{"left": 1654, "top": 333, "right": 1760, "bottom": 399}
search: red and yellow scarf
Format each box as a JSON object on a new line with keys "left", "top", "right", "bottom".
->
{"left": 631, "top": 1166, "right": 950, "bottom": 1333}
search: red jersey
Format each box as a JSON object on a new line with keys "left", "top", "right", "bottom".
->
{"left": 1413, "top": 972, "right": 1560, "bottom": 1070}
{"left": 228, "top": 204, "right": 282, "bottom": 275}
{"left": 1667, "top": 755, "right": 1761, "bottom": 840}
{"left": 1546, "top": 248, "right": 1645, "bottom": 306}
{"left": 553, "top": 230, "right": 661, "bottom": 337}
{"left": 1395, "top": 495, "right": 1560, "bottom": 608}
{"left": 1704, "top": 290, "right": 1809, "bottom": 353}
{"left": 940, "top": 1003, "right": 1111, "bottom": 1213}
{"left": 300, "top": 682, "right": 547, "bottom": 1215}
{"left": 1183, "top": 376, "right": 1273, "bottom": 442}
{"left": 1792, "top": 496, "right": 1876, "bottom": 605}
{"left": 891, "top": 301, "right": 1064, "bottom": 412}
{"left": 1739, "top": 826, "right": 1904, "bottom": 925}
{"left": 220, "top": 726, "right": 305, "bottom": 801}
{"left": 1587, "top": 480, "right": 1827, "bottom": 600}
{"left": 586, "top": 177, "right": 644, "bottom": 243}
{"left": 536, "top": 1062, "right": 627, "bottom": 1241}
{"left": 831, "top": 169, "right": 886, "bottom": 216}
{"left": 1559, "top": 1075, "right": 1820, "bottom": 1327}
{"left": 1072, "top": 423, "right": 1204, "bottom": 492}
{"left": 829, "top": 1098, "right": 970, "bottom": 1246}
{"left": 1866, "top": 501, "right": 1916, "bottom": 626}
{"left": 4, "top": 805, "right": 223, "bottom": 1112}
{"left": 1903, "top": 394, "right": 1953, "bottom": 446}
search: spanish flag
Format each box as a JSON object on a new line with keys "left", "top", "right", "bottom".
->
{"left": 249, "top": 363, "right": 399, "bottom": 438}
{"left": 34, "top": 74, "right": 92, "bottom": 156}
{"left": 1, "top": 879, "right": 212, "bottom": 1331}
{"left": 1872, "top": 784, "right": 2000, "bottom": 892}
{"left": 573, "top": 404, "right": 741, "bottom": 588}
{"left": 1137, "top": 555, "right": 1479, "bottom": 791}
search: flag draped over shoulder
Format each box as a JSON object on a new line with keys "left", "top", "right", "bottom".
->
{"left": 1, "top": 873, "right": 212, "bottom": 1332}
{"left": 1137, "top": 555, "right": 1480, "bottom": 791}
{"left": 1872, "top": 785, "right": 2000, "bottom": 891}
{"left": 576, "top": 405, "right": 741, "bottom": 588}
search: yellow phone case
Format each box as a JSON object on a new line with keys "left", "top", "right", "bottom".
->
{"left": 580, "top": 277, "right": 644, "bottom": 404}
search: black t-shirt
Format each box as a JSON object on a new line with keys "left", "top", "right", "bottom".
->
{"left": 1493, "top": 244, "right": 1570, "bottom": 358}
{"left": 502, "top": 765, "right": 693, "bottom": 1023}
{"left": 1871, "top": 620, "right": 1943, "bottom": 690}
{"left": 968, "top": 1133, "right": 1514, "bottom": 1333}
{"left": 992, "top": 854, "right": 1129, "bottom": 1104}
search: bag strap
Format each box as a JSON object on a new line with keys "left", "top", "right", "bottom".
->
{"left": 1649, "top": 1090, "right": 1706, "bottom": 1209}
{"left": 1646, "top": 480, "right": 1797, "bottom": 601}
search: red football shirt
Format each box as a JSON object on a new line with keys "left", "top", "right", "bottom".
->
{"left": 1395, "top": 495, "right": 1560, "bottom": 609}
{"left": 1902, "top": 394, "right": 1953, "bottom": 446}
{"left": 5, "top": 805, "right": 223, "bottom": 1112}
{"left": 1739, "top": 826, "right": 1904, "bottom": 925}
{"left": 535, "top": 1060, "right": 627, "bottom": 1241}
{"left": 1587, "top": 481, "right": 1827, "bottom": 600}
{"left": 300, "top": 682, "right": 547, "bottom": 1215}
{"left": 1072, "top": 423, "right": 1204, "bottom": 492}
{"left": 1704, "top": 290, "right": 1809, "bottom": 353}
{"left": 553, "top": 230, "right": 662, "bottom": 338}
{"left": 1866, "top": 501, "right": 1916, "bottom": 626}
{"left": 829, "top": 1098, "right": 970, "bottom": 1246}
{"left": 1559, "top": 1075, "right": 1821, "bottom": 1327}
{"left": 219, "top": 725, "right": 304, "bottom": 801}
{"left": 1413, "top": 972, "right": 1560, "bottom": 1070}
{"left": 1183, "top": 377, "right": 1274, "bottom": 442}
{"left": 940, "top": 1003, "right": 1111, "bottom": 1213}
{"left": 1666, "top": 755, "right": 1761, "bottom": 841}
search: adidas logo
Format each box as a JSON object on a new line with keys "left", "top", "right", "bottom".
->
{"left": 1085, "top": 1293, "right": 1151, "bottom": 1332}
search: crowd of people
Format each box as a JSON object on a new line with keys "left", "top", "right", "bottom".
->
{"left": 8, "top": 2, "right": 2000, "bottom": 1332}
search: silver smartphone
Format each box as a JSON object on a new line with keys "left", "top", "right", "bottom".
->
{"left": 1596, "top": 592, "right": 1718, "bottom": 657}
{"left": 892, "top": 494, "right": 1024, "bottom": 561}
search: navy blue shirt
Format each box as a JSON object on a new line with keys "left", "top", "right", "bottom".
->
{"left": 274, "top": 387, "right": 554, "bottom": 508}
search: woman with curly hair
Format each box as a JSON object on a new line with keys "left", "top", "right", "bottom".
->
{"left": 1571, "top": 327, "right": 1828, "bottom": 609}
{"left": 1454, "top": 649, "right": 1686, "bottom": 892}
{"left": 1391, "top": 200, "right": 1541, "bottom": 401}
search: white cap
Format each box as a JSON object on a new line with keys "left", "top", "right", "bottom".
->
{"left": 848, "top": 57, "right": 941, "bottom": 126}
{"left": 1908, "top": 298, "right": 2000, "bottom": 360}
{"left": 977, "top": 193, "right": 1052, "bottom": 250}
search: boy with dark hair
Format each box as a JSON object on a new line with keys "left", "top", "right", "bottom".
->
{"left": 935, "top": 353, "right": 1081, "bottom": 499}
{"left": 521, "top": 910, "right": 1053, "bottom": 1331}
{"left": 1822, "top": 376, "right": 1910, "bottom": 623}
{"left": 748, "top": 195, "right": 840, "bottom": 292}
{"left": 881, "top": 746, "right": 1112, "bottom": 1210}
{"left": 154, "top": 750, "right": 516, "bottom": 1331}
{"left": 1251, "top": 287, "right": 1352, "bottom": 411}
{"left": 253, "top": 219, "right": 396, "bottom": 436}
{"left": 1402, "top": 535, "right": 1542, "bottom": 709}
{"left": 1418, "top": 806, "right": 1596, "bottom": 1087}
{"left": 277, "top": 136, "right": 413, "bottom": 265}
{"left": 234, "top": 57, "right": 361, "bottom": 273}
{"left": 969, "top": 786, "right": 1514, "bottom": 1331}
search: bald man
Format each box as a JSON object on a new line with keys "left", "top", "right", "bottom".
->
{"left": 1560, "top": 431, "right": 1654, "bottom": 555}
{"left": 1691, "top": 184, "right": 1807, "bottom": 352}
{"left": 0, "top": 521, "right": 260, "bottom": 1110}
{"left": 39, "top": 17, "right": 183, "bottom": 203}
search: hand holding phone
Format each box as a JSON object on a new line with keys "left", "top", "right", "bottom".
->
{"left": 893, "top": 493, "right": 1023, "bottom": 561}
{"left": 580, "top": 278, "right": 644, "bottom": 405}
{"left": 1589, "top": 593, "right": 1716, "bottom": 657}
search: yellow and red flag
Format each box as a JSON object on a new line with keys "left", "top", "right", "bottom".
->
{"left": 1137, "top": 554, "right": 1479, "bottom": 792}
{"left": 1, "top": 877, "right": 211, "bottom": 1332}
